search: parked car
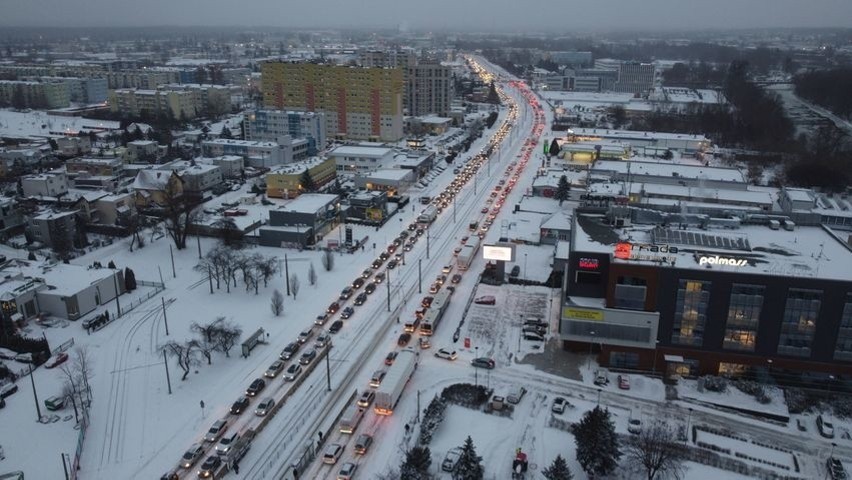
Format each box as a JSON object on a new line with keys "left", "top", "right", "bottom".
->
{"left": 44, "top": 352, "right": 69, "bottom": 369}
{"left": 283, "top": 364, "right": 302, "bottom": 381}
{"left": 471, "top": 358, "right": 495, "bottom": 369}
{"left": 818, "top": 415, "right": 836, "bottom": 438}
{"left": 203, "top": 418, "right": 228, "bottom": 442}
{"left": 340, "top": 307, "right": 355, "bottom": 319}
{"left": 245, "top": 378, "right": 266, "bottom": 397}
{"left": 280, "top": 342, "right": 300, "bottom": 360}
{"left": 474, "top": 295, "right": 496, "bottom": 305}
{"left": 435, "top": 348, "right": 457, "bottom": 361}
{"left": 354, "top": 433, "right": 373, "bottom": 455}
{"left": 354, "top": 293, "right": 368, "bottom": 306}
{"left": 358, "top": 389, "right": 375, "bottom": 408}
{"left": 509, "top": 265, "right": 521, "bottom": 277}
{"left": 523, "top": 332, "right": 545, "bottom": 342}
{"left": 618, "top": 375, "right": 631, "bottom": 390}
{"left": 827, "top": 457, "right": 847, "bottom": 480}
{"left": 385, "top": 351, "right": 398, "bottom": 366}
{"left": 322, "top": 443, "right": 344, "bottom": 465}
{"left": 229, "top": 396, "right": 250, "bottom": 415}
{"left": 180, "top": 443, "right": 205, "bottom": 469}
{"left": 329, "top": 320, "right": 344, "bottom": 334}
{"left": 551, "top": 397, "right": 568, "bottom": 414}
{"left": 594, "top": 370, "right": 608, "bottom": 386}
{"left": 197, "top": 455, "right": 221, "bottom": 478}
{"left": 337, "top": 462, "right": 357, "bottom": 480}
{"left": 628, "top": 418, "right": 642, "bottom": 435}
{"left": 299, "top": 349, "right": 317, "bottom": 365}
{"left": 397, "top": 332, "right": 412, "bottom": 346}
{"left": 254, "top": 397, "right": 275, "bottom": 417}
{"left": 264, "top": 360, "right": 286, "bottom": 378}
{"left": 442, "top": 447, "right": 463, "bottom": 472}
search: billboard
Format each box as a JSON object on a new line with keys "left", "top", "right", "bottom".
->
{"left": 483, "top": 244, "right": 515, "bottom": 262}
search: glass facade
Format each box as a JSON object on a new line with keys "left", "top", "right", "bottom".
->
{"left": 613, "top": 276, "right": 647, "bottom": 310}
{"left": 723, "top": 284, "right": 765, "bottom": 352}
{"left": 834, "top": 294, "right": 852, "bottom": 362}
{"left": 671, "top": 280, "right": 711, "bottom": 346}
{"left": 778, "top": 288, "right": 822, "bottom": 357}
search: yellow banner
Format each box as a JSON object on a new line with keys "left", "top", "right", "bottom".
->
{"left": 563, "top": 307, "right": 604, "bottom": 321}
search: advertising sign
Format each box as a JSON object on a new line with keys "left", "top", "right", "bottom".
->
{"left": 562, "top": 307, "right": 604, "bottom": 321}
{"left": 483, "top": 244, "right": 515, "bottom": 262}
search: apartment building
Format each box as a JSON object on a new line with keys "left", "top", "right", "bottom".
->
{"left": 108, "top": 88, "right": 198, "bottom": 119}
{"left": 201, "top": 137, "right": 309, "bottom": 168}
{"left": 406, "top": 63, "right": 452, "bottom": 117}
{"left": 0, "top": 79, "right": 71, "bottom": 108}
{"left": 21, "top": 170, "right": 69, "bottom": 198}
{"left": 261, "top": 62, "right": 404, "bottom": 142}
{"left": 244, "top": 109, "right": 327, "bottom": 154}
{"left": 265, "top": 157, "right": 337, "bottom": 198}
{"left": 22, "top": 76, "right": 108, "bottom": 104}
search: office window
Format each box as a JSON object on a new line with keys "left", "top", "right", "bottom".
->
{"left": 671, "top": 279, "right": 710, "bottom": 346}
{"left": 778, "top": 288, "right": 821, "bottom": 357}
{"left": 834, "top": 294, "right": 852, "bottom": 361}
{"left": 613, "top": 276, "right": 646, "bottom": 310}
{"left": 609, "top": 351, "right": 640, "bottom": 369}
{"left": 723, "top": 284, "right": 765, "bottom": 352}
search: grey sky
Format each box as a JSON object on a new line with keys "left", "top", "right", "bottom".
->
{"left": 2, "top": 0, "right": 851, "bottom": 30}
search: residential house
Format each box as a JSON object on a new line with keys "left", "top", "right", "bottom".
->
{"left": 131, "top": 170, "right": 184, "bottom": 208}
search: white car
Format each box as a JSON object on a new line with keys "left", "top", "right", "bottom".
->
{"left": 283, "top": 364, "right": 302, "bottom": 381}
{"left": 628, "top": 418, "right": 642, "bottom": 435}
{"left": 337, "top": 462, "right": 357, "bottom": 480}
{"left": 434, "top": 348, "right": 457, "bottom": 361}
{"left": 551, "top": 397, "right": 568, "bottom": 414}
{"left": 322, "top": 443, "right": 344, "bottom": 465}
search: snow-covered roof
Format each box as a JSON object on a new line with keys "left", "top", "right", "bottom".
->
{"left": 361, "top": 168, "right": 413, "bottom": 181}
{"left": 0, "top": 110, "right": 119, "bottom": 139}
{"left": 267, "top": 157, "right": 330, "bottom": 175}
{"left": 329, "top": 145, "right": 393, "bottom": 158}
{"left": 132, "top": 170, "right": 174, "bottom": 191}
{"left": 277, "top": 193, "right": 339, "bottom": 214}
{"left": 571, "top": 127, "right": 710, "bottom": 143}
{"left": 592, "top": 159, "right": 745, "bottom": 183}
{"left": 540, "top": 211, "right": 573, "bottom": 231}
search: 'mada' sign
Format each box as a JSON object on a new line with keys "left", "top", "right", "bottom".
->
{"left": 698, "top": 255, "right": 750, "bottom": 267}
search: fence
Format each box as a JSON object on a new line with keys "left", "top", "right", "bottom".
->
{"left": 118, "top": 281, "right": 165, "bottom": 317}
{"left": 69, "top": 407, "right": 89, "bottom": 480}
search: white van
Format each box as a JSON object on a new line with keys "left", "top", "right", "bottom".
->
{"left": 215, "top": 431, "right": 240, "bottom": 455}
{"left": 506, "top": 386, "right": 527, "bottom": 404}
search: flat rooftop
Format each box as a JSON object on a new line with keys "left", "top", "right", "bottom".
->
{"left": 330, "top": 145, "right": 393, "bottom": 158}
{"left": 592, "top": 159, "right": 746, "bottom": 184}
{"left": 363, "top": 168, "right": 413, "bottom": 181}
{"left": 277, "top": 193, "right": 339, "bottom": 214}
{"left": 572, "top": 127, "right": 710, "bottom": 143}
{"left": 573, "top": 215, "right": 852, "bottom": 282}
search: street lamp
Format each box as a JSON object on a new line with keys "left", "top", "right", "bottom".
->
{"left": 686, "top": 407, "right": 694, "bottom": 440}
{"left": 523, "top": 253, "right": 528, "bottom": 280}
{"left": 587, "top": 331, "right": 596, "bottom": 369}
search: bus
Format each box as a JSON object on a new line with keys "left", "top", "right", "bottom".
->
{"left": 417, "top": 205, "right": 438, "bottom": 224}
{"left": 419, "top": 288, "right": 453, "bottom": 336}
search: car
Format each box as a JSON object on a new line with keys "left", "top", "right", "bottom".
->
{"left": 442, "top": 264, "right": 454, "bottom": 274}
{"left": 471, "top": 357, "right": 495, "bottom": 369}
{"left": 315, "top": 313, "right": 330, "bottom": 326}
{"left": 387, "top": 244, "right": 397, "bottom": 254}
{"left": 552, "top": 397, "right": 568, "bottom": 414}
{"left": 453, "top": 246, "right": 463, "bottom": 256}
{"left": 354, "top": 293, "right": 368, "bottom": 305}
{"left": 435, "top": 348, "right": 457, "bottom": 361}
{"left": 435, "top": 274, "right": 447, "bottom": 285}
{"left": 197, "top": 455, "right": 221, "bottom": 478}
{"left": 329, "top": 320, "right": 344, "bottom": 334}
{"left": 229, "top": 396, "right": 250, "bottom": 415}
{"left": 419, "top": 337, "right": 431, "bottom": 349}
{"left": 397, "top": 332, "right": 412, "bottom": 346}
{"left": 340, "top": 307, "right": 355, "bottom": 319}
{"left": 44, "top": 352, "right": 69, "bottom": 369}
{"left": 509, "top": 265, "right": 521, "bottom": 277}
{"left": 298, "top": 327, "right": 315, "bottom": 344}
{"left": 828, "top": 457, "right": 848, "bottom": 480}
{"left": 403, "top": 242, "right": 414, "bottom": 252}
{"left": 523, "top": 332, "right": 545, "bottom": 342}
{"left": 415, "top": 228, "right": 425, "bottom": 237}
{"left": 451, "top": 274, "right": 462, "bottom": 284}
{"left": 481, "top": 207, "right": 489, "bottom": 214}
{"left": 322, "top": 443, "right": 344, "bottom": 465}
{"left": 618, "top": 375, "right": 631, "bottom": 390}
{"left": 352, "top": 277, "right": 365, "bottom": 289}
{"left": 245, "top": 378, "right": 266, "bottom": 397}
{"left": 818, "top": 415, "right": 836, "bottom": 438}
{"left": 461, "top": 236, "right": 469, "bottom": 244}
{"left": 265, "top": 360, "right": 285, "bottom": 378}
{"left": 337, "top": 462, "right": 357, "bottom": 480}
{"left": 180, "top": 443, "right": 205, "bottom": 469}
{"left": 203, "top": 419, "right": 229, "bottom": 443}
{"left": 358, "top": 390, "right": 375, "bottom": 408}
{"left": 442, "top": 447, "right": 463, "bottom": 472}
{"left": 254, "top": 397, "right": 275, "bottom": 416}
{"left": 379, "top": 251, "right": 390, "bottom": 261}
{"left": 421, "top": 297, "right": 434, "bottom": 308}
{"left": 327, "top": 302, "right": 341, "bottom": 314}
{"left": 408, "top": 222, "right": 418, "bottom": 231}
{"left": 361, "top": 268, "right": 373, "bottom": 279}
{"left": 374, "top": 272, "right": 386, "bottom": 283}
{"left": 365, "top": 282, "right": 377, "bottom": 294}
{"left": 398, "top": 230, "right": 409, "bottom": 240}
{"left": 315, "top": 334, "right": 331, "bottom": 349}
{"left": 280, "top": 342, "right": 300, "bottom": 360}
{"left": 385, "top": 351, "right": 398, "bottom": 366}
{"left": 369, "top": 370, "right": 387, "bottom": 388}
{"left": 474, "top": 295, "right": 496, "bottom": 305}
{"left": 628, "top": 418, "right": 642, "bottom": 435}
{"left": 283, "top": 363, "right": 302, "bottom": 381}
{"left": 161, "top": 469, "right": 180, "bottom": 480}
{"left": 387, "top": 259, "right": 398, "bottom": 269}
{"left": 371, "top": 259, "right": 383, "bottom": 269}
{"left": 594, "top": 370, "right": 608, "bottom": 386}
{"left": 299, "top": 349, "right": 317, "bottom": 365}
{"left": 429, "top": 282, "right": 441, "bottom": 294}
{"left": 339, "top": 286, "right": 354, "bottom": 300}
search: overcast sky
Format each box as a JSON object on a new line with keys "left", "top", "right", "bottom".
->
{"left": 2, "top": 0, "right": 852, "bottom": 30}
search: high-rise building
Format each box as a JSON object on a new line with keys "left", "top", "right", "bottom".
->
{"left": 406, "top": 63, "right": 452, "bottom": 117}
{"left": 614, "top": 62, "right": 656, "bottom": 95}
{"left": 261, "top": 62, "right": 404, "bottom": 142}
{"left": 0, "top": 79, "right": 71, "bottom": 109}
{"left": 358, "top": 48, "right": 417, "bottom": 68}
{"left": 244, "top": 109, "right": 327, "bottom": 154}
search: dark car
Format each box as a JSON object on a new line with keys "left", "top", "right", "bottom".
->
{"left": 372, "top": 259, "right": 383, "bottom": 269}
{"left": 352, "top": 277, "right": 365, "bottom": 289}
{"left": 374, "top": 272, "right": 386, "bottom": 283}
{"left": 421, "top": 297, "right": 434, "bottom": 308}
{"left": 379, "top": 251, "right": 390, "bottom": 261}
{"left": 365, "top": 282, "right": 377, "bottom": 294}
{"left": 245, "top": 378, "right": 266, "bottom": 397}
{"left": 385, "top": 351, "right": 398, "bottom": 365}
{"left": 340, "top": 307, "right": 355, "bottom": 319}
{"left": 327, "top": 302, "right": 341, "bottom": 314}
{"left": 329, "top": 320, "right": 344, "bottom": 333}
{"left": 397, "top": 333, "right": 412, "bottom": 346}
{"left": 230, "top": 396, "right": 250, "bottom": 415}
{"left": 197, "top": 455, "right": 221, "bottom": 478}
{"left": 280, "top": 341, "right": 300, "bottom": 360}
{"left": 339, "top": 287, "right": 354, "bottom": 300}
{"left": 471, "top": 357, "right": 496, "bottom": 369}
{"left": 354, "top": 293, "right": 368, "bottom": 306}
{"left": 387, "top": 259, "right": 398, "bottom": 269}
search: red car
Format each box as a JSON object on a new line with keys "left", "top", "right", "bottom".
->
{"left": 45, "top": 352, "right": 68, "bottom": 369}
{"left": 618, "top": 375, "right": 631, "bottom": 390}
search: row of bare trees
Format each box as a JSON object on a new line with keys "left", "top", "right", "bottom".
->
{"left": 195, "top": 246, "right": 279, "bottom": 294}
{"left": 159, "top": 317, "right": 242, "bottom": 380}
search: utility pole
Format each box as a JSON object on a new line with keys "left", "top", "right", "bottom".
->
{"left": 112, "top": 271, "right": 122, "bottom": 318}
{"left": 418, "top": 259, "right": 422, "bottom": 294}
{"left": 163, "top": 349, "right": 172, "bottom": 395}
{"left": 196, "top": 234, "right": 202, "bottom": 259}
{"left": 386, "top": 268, "right": 391, "bottom": 312}
{"left": 453, "top": 195, "right": 456, "bottom": 223}
{"left": 325, "top": 345, "right": 332, "bottom": 392}
{"left": 426, "top": 229, "right": 430, "bottom": 259}
{"left": 29, "top": 364, "right": 41, "bottom": 421}
{"left": 284, "top": 254, "right": 291, "bottom": 296}
{"left": 207, "top": 265, "right": 213, "bottom": 294}
{"left": 169, "top": 244, "right": 176, "bottom": 278}
{"left": 161, "top": 297, "right": 169, "bottom": 336}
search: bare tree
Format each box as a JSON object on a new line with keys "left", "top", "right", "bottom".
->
{"left": 160, "top": 340, "right": 200, "bottom": 380}
{"left": 161, "top": 177, "right": 200, "bottom": 250}
{"left": 308, "top": 262, "right": 317, "bottom": 286}
{"left": 290, "top": 274, "right": 300, "bottom": 299}
{"left": 321, "top": 248, "right": 334, "bottom": 272}
{"left": 624, "top": 421, "right": 686, "bottom": 480}
{"left": 210, "top": 319, "right": 242, "bottom": 358}
{"left": 190, "top": 321, "right": 219, "bottom": 365}
{"left": 271, "top": 289, "right": 284, "bottom": 316}
{"left": 254, "top": 255, "right": 279, "bottom": 288}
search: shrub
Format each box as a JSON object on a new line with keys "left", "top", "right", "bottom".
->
{"left": 441, "top": 383, "right": 490, "bottom": 406}
{"left": 701, "top": 375, "right": 728, "bottom": 393}
{"left": 785, "top": 388, "right": 816, "bottom": 414}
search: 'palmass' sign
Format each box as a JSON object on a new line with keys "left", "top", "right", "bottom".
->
{"left": 698, "top": 255, "right": 750, "bottom": 267}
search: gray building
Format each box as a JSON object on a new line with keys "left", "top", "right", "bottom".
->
{"left": 27, "top": 210, "right": 81, "bottom": 251}
{"left": 258, "top": 193, "right": 342, "bottom": 248}
{"left": 244, "top": 109, "right": 327, "bottom": 155}
{"left": 406, "top": 63, "right": 452, "bottom": 117}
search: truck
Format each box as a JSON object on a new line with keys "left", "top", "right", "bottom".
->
{"left": 456, "top": 236, "right": 480, "bottom": 270}
{"left": 420, "top": 288, "right": 452, "bottom": 336}
{"left": 339, "top": 404, "right": 366, "bottom": 434}
{"left": 417, "top": 205, "right": 438, "bottom": 224}
{"left": 374, "top": 348, "right": 418, "bottom": 415}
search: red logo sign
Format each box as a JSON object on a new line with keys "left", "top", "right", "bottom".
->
{"left": 579, "top": 257, "right": 600, "bottom": 270}
{"left": 614, "top": 242, "right": 632, "bottom": 259}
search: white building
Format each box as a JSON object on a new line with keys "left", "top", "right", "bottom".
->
{"left": 201, "top": 137, "right": 309, "bottom": 168}
{"left": 21, "top": 170, "right": 69, "bottom": 198}
{"left": 244, "top": 109, "right": 327, "bottom": 154}
{"left": 328, "top": 144, "right": 396, "bottom": 174}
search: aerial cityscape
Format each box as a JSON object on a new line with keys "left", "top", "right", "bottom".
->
{"left": 1, "top": 2, "right": 852, "bottom": 480}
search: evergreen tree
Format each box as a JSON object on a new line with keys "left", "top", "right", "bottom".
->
{"left": 299, "top": 169, "right": 316, "bottom": 193}
{"left": 220, "top": 126, "right": 232, "bottom": 139}
{"left": 108, "top": 260, "right": 116, "bottom": 269}
{"left": 573, "top": 407, "right": 621, "bottom": 477}
{"left": 555, "top": 175, "right": 571, "bottom": 206}
{"left": 549, "top": 138, "right": 561, "bottom": 157}
{"left": 542, "top": 454, "right": 573, "bottom": 480}
{"left": 400, "top": 446, "right": 432, "bottom": 479}
{"left": 27, "top": 251, "right": 37, "bottom": 261}
{"left": 455, "top": 436, "right": 484, "bottom": 480}
{"left": 124, "top": 267, "right": 137, "bottom": 291}
{"left": 486, "top": 81, "right": 501, "bottom": 105}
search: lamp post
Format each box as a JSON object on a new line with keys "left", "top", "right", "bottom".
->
{"left": 475, "top": 346, "right": 480, "bottom": 387}
{"left": 686, "top": 407, "right": 694, "bottom": 440}
{"left": 767, "top": 358, "right": 774, "bottom": 383}
{"left": 523, "top": 253, "right": 528, "bottom": 280}
{"left": 587, "top": 331, "right": 596, "bottom": 369}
